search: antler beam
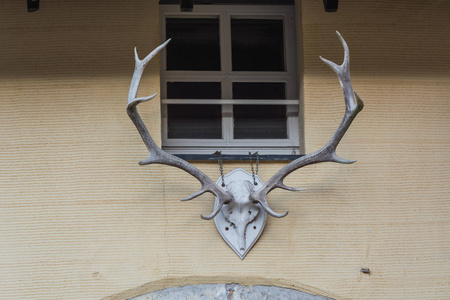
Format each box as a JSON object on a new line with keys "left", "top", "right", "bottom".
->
{"left": 127, "top": 40, "right": 233, "bottom": 220}
{"left": 250, "top": 31, "right": 364, "bottom": 218}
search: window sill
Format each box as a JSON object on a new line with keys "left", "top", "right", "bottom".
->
{"left": 174, "top": 154, "right": 303, "bottom": 162}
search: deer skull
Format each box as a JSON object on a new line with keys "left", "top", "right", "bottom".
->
{"left": 213, "top": 168, "right": 267, "bottom": 259}
{"left": 222, "top": 180, "right": 259, "bottom": 250}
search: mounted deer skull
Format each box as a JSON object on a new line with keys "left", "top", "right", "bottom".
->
{"left": 127, "top": 31, "right": 364, "bottom": 259}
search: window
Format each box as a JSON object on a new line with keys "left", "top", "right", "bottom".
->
{"left": 160, "top": 4, "right": 300, "bottom": 155}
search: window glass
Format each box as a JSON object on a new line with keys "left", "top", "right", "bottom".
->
{"left": 233, "top": 105, "right": 287, "bottom": 139}
{"left": 168, "top": 104, "right": 222, "bottom": 139}
{"left": 233, "top": 82, "right": 285, "bottom": 100}
{"left": 233, "top": 82, "right": 287, "bottom": 139}
{"left": 167, "top": 82, "right": 222, "bottom": 99}
{"left": 231, "top": 19, "right": 285, "bottom": 71}
{"left": 166, "top": 18, "right": 221, "bottom": 71}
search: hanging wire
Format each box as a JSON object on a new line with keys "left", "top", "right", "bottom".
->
{"left": 214, "top": 151, "right": 225, "bottom": 187}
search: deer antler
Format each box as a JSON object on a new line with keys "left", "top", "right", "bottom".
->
{"left": 127, "top": 40, "right": 233, "bottom": 220}
{"left": 250, "top": 31, "right": 364, "bottom": 218}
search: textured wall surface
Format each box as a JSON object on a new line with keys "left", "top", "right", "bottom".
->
{"left": 1, "top": 0, "right": 449, "bottom": 299}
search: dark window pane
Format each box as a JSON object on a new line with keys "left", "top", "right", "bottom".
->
{"left": 166, "top": 18, "right": 220, "bottom": 71}
{"left": 234, "top": 105, "right": 287, "bottom": 139}
{"left": 168, "top": 104, "right": 222, "bottom": 139}
{"left": 231, "top": 19, "right": 284, "bottom": 71}
{"left": 167, "top": 82, "right": 221, "bottom": 99}
{"left": 233, "top": 82, "right": 286, "bottom": 100}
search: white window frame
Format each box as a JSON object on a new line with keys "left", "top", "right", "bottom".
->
{"left": 160, "top": 4, "right": 300, "bottom": 155}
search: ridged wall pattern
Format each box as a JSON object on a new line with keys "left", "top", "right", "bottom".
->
{"left": 0, "top": 0, "right": 449, "bottom": 299}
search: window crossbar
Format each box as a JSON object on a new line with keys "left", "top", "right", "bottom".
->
{"left": 162, "top": 99, "right": 299, "bottom": 105}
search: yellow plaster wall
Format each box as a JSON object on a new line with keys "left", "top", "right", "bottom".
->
{"left": 0, "top": 1, "right": 449, "bottom": 299}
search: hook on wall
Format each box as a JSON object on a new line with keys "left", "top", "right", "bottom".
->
{"left": 27, "top": 0, "right": 40, "bottom": 12}
{"left": 180, "top": 0, "right": 193, "bottom": 12}
{"left": 323, "top": 0, "right": 339, "bottom": 12}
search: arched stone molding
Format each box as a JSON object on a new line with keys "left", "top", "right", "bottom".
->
{"left": 129, "top": 283, "right": 335, "bottom": 299}
{"left": 104, "top": 277, "right": 340, "bottom": 300}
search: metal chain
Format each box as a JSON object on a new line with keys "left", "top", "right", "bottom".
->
{"left": 214, "top": 151, "right": 225, "bottom": 187}
{"left": 249, "top": 151, "right": 258, "bottom": 186}
{"left": 255, "top": 151, "right": 259, "bottom": 176}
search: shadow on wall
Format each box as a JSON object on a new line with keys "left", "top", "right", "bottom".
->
{"left": 0, "top": 1, "right": 157, "bottom": 79}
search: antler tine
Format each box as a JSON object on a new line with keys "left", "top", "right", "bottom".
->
{"left": 250, "top": 31, "right": 364, "bottom": 218}
{"left": 128, "top": 39, "right": 171, "bottom": 106}
{"left": 200, "top": 202, "right": 226, "bottom": 220}
{"left": 127, "top": 41, "right": 233, "bottom": 218}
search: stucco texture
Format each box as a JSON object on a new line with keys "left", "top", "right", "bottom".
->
{"left": 0, "top": 0, "right": 449, "bottom": 299}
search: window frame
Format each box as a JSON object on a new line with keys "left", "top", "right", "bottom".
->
{"left": 160, "top": 4, "right": 300, "bottom": 155}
